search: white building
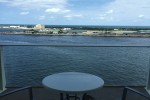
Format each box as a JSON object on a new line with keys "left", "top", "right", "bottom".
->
{"left": 10, "top": 26, "right": 20, "bottom": 28}
{"left": 34, "top": 24, "right": 45, "bottom": 29}
{"left": 62, "top": 28, "right": 71, "bottom": 30}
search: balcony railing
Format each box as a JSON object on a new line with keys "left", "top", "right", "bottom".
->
{"left": 0, "top": 44, "right": 150, "bottom": 94}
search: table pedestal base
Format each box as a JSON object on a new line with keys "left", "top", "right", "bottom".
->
{"left": 60, "top": 93, "right": 81, "bottom": 100}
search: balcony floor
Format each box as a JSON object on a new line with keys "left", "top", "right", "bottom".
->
{"left": 1, "top": 86, "right": 150, "bottom": 100}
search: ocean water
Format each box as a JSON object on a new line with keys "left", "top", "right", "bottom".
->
{"left": 0, "top": 28, "right": 25, "bottom": 32}
{"left": 1, "top": 34, "right": 150, "bottom": 87}
{"left": 1, "top": 24, "right": 150, "bottom": 28}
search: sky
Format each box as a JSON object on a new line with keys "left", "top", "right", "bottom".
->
{"left": 0, "top": 0, "right": 150, "bottom": 26}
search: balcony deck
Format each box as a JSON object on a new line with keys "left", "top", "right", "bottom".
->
{"left": 1, "top": 86, "right": 150, "bottom": 100}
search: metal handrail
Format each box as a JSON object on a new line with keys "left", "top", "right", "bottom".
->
{"left": 122, "top": 87, "right": 150, "bottom": 100}
{"left": 0, "top": 86, "right": 34, "bottom": 100}
{"left": 0, "top": 43, "right": 150, "bottom": 47}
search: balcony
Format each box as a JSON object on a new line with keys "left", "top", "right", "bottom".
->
{"left": 0, "top": 44, "right": 150, "bottom": 100}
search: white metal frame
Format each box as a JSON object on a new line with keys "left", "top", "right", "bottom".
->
{"left": 146, "top": 58, "right": 150, "bottom": 94}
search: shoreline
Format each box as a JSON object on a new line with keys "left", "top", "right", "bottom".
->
{"left": 1, "top": 32, "right": 150, "bottom": 37}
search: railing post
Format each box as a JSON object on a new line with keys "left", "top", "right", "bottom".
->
{"left": 29, "top": 87, "right": 33, "bottom": 100}
{"left": 146, "top": 57, "right": 150, "bottom": 94}
{"left": 0, "top": 46, "right": 6, "bottom": 92}
{"left": 122, "top": 88, "right": 127, "bottom": 100}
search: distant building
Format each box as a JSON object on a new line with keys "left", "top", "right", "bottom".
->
{"left": 62, "top": 28, "right": 71, "bottom": 30}
{"left": 114, "top": 29, "right": 119, "bottom": 31}
{"left": 52, "top": 29, "right": 60, "bottom": 34}
{"left": 10, "top": 26, "right": 20, "bottom": 28}
{"left": 138, "top": 30, "right": 150, "bottom": 33}
{"left": 34, "top": 24, "right": 45, "bottom": 29}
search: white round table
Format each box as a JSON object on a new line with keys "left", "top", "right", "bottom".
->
{"left": 42, "top": 72, "right": 104, "bottom": 93}
{"left": 42, "top": 72, "right": 104, "bottom": 100}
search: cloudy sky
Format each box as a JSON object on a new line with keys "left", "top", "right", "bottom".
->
{"left": 0, "top": 0, "right": 150, "bottom": 25}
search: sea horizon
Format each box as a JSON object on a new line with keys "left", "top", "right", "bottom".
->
{"left": 0, "top": 24, "right": 150, "bottom": 29}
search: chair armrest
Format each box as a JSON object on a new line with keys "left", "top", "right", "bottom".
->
{"left": 122, "top": 87, "right": 150, "bottom": 100}
{"left": 0, "top": 86, "right": 34, "bottom": 100}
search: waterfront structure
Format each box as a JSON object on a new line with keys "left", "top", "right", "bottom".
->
{"left": 1, "top": 26, "right": 10, "bottom": 28}
{"left": 0, "top": 25, "right": 28, "bottom": 29}
{"left": 34, "top": 24, "right": 45, "bottom": 29}
{"left": 138, "top": 30, "right": 150, "bottom": 33}
{"left": 82, "top": 31, "right": 107, "bottom": 35}
{"left": 111, "top": 31, "right": 137, "bottom": 34}
{"left": 1, "top": 25, "right": 150, "bottom": 36}
{"left": 24, "top": 30, "right": 36, "bottom": 34}
{"left": 38, "top": 29, "right": 60, "bottom": 34}
{"left": 82, "top": 31, "right": 100, "bottom": 35}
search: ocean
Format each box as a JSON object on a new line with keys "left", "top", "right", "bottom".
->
{"left": 1, "top": 24, "right": 150, "bottom": 28}
{"left": 1, "top": 34, "right": 150, "bottom": 87}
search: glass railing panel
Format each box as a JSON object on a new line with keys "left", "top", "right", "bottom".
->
{"left": 3, "top": 46, "right": 150, "bottom": 87}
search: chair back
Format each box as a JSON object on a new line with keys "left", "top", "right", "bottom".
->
{"left": 122, "top": 87, "right": 150, "bottom": 100}
{"left": 0, "top": 86, "right": 34, "bottom": 100}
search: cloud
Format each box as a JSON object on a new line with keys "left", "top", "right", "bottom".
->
{"left": 1, "top": 0, "right": 150, "bottom": 25}
{"left": 45, "top": 8, "right": 61, "bottom": 13}
{"left": 20, "top": 11, "right": 29, "bottom": 15}
{"left": 73, "top": 14, "right": 83, "bottom": 17}
{"left": 138, "top": 14, "right": 144, "bottom": 18}
{"left": 99, "top": 17, "right": 105, "bottom": 20}
{"left": 39, "top": 16, "right": 45, "bottom": 20}
{"left": 106, "top": 9, "right": 114, "bottom": 14}
{"left": 49, "top": 16, "right": 55, "bottom": 19}
{"left": 103, "top": 0, "right": 150, "bottom": 18}
{"left": 0, "top": 0, "right": 68, "bottom": 10}
{"left": 62, "top": 10, "right": 71, "bottom": 13}
{"left": 99, "top": 14, "right": 107, "bottom": 16}
{"left": 90, "top": 0, "right": 150, "bottom": 25}
{"left": 0, "top": 0, "right": 9, "bottom": 2}
{"left": 96, "top": 16, "right": 114, "bottom": 21}
{"left": 45, "top": 8, "right": 70, "bottom": 13}
{"left": 64, "top": 15, "right": 72, "bottom": 18}
{"left": 96, "top": 11, "right": 113, "bottom": 20}
{"left": 64, "top": 14, "right": 83, "bottom": 18}
{"left": 64, "top": 14, "right": 83, "bottom": 20}
{"left": 109, "top": 17, "right": 114, "bottom": 21}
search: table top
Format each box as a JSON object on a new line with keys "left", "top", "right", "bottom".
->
{"left": 42, "top": 72, "right": 104, "bottom": 93}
